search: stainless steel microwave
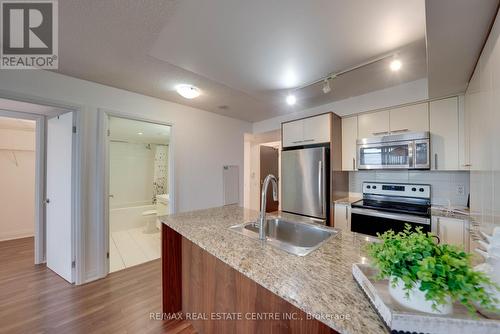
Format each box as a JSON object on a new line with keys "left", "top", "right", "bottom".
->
{"left": 356, "top": 131, "right": 430, "bottom": 170}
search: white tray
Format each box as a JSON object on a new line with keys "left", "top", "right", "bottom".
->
{"left": 352, "top": 263, "right": 500, "bottom": 334}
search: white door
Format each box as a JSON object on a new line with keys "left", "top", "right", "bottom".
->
{"left": 46, "top": 112, "right": 74, "bottom": 283}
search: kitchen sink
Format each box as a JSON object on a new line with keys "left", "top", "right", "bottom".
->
{"left": 229, "top": 218, "right": 338, "bottom": 256}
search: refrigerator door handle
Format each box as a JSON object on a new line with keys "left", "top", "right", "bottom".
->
{"left": 318, "top": 160, "right": 323, "bottom": 215}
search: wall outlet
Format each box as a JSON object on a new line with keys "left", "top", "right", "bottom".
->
{"left": 456, "top": 184, "right": 465, "bottom": 195}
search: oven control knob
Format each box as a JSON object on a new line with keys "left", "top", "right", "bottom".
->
{"left": 419, "top": 188, "right": 424, "bottom": 192}
{"left": 372, "top": 185, "right": 377, "bottom": 189}
{"left": 367, "top": 185, "right": 371, "bottom": 189}
{"left": 412, "top": 187, "right": 417, "bottom": 191}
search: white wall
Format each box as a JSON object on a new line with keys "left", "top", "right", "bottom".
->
{"left": 253, "top": 78, "right": 428, "bottom": 133}
{"left": 0, "top": 70, "right": 251, "bottom": 283}
{"left": 465, "top": 8, "right": 500, "bottom": 234}
{"left": 109, "top": 142, "right": 155, "bottom": 209}
{"left": 0, "top": 128, "right": 35, "bottom": 241}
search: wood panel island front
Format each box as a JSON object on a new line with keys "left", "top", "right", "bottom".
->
{"left": 160, "top": 206, "right": 388, "bottom": 334}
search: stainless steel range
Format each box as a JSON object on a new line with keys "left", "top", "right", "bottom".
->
{"left": 350, "top": 182, "right": 431, "bottom": 237}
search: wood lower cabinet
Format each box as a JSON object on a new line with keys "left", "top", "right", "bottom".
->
{"left": 162, "top": 225, "right": 337, "bottom": 334}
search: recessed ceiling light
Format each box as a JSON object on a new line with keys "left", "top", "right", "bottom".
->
{"left": 176, "top": 84, "right": 201, "bottom": 99}
{"left": 137, "top": 132, "right": 143, "bottom": 135}
{"left": 286, "top": 94, "right": 296, "bottom": 105}
{"left": 390, "top": 59, "right": 402, "bottom": 71}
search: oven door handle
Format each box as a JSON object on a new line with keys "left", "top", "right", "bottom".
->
{"left": 350, "top": 207, "right": 430, "bottom": 225}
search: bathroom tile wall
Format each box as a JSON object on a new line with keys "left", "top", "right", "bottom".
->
{"left": 349, "top": 171, "right": 470, "bottom": 207}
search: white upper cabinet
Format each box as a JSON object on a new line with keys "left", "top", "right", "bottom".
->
{"left": 357, "top": 110, "right": 390, "bottom": 139}
{"left": 341, "top": 116, "right": 358, "bottom": 171}
{"left": 282, "top": 113, "right": 331, "bottom": 148}
{"left": 303, "top": 113, "right": 331, "bottom": 144}
{"left": 357, "top": 103, "right": 429, "bottom": 140}
{"left": 282, "top": 120, "right": 304, "bottom": 147}
{"left": 390, "top": 103, "right": 429, "bottom": 133}
{"left": 429, "top": 97, "right": 459, "bottom": 170}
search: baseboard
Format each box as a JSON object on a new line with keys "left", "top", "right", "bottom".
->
{"left": 0, "top": 230, "right": 34, "bottom": 242}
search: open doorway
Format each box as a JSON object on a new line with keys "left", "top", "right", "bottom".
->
{"left": 243, "top": 130, "right": 282, "bottom": 212}
{"left": 260, "top": 143, "right": 280, "bottom": 212}
{"left": 107, "top": 116, "right": 171, "bottom": 273}
{"left": 0, "top": 98, "right": 80, "bottom": 284}
{"left": 0, "top": 116, "right": 37, "bottom": 242}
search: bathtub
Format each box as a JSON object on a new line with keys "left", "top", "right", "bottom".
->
{"left": 110, "top": 204, "right": 156, "bottom": 232}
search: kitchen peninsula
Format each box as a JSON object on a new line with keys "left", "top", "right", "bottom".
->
{"left": 160, "top": 205, "right": 387, "bottom": 334}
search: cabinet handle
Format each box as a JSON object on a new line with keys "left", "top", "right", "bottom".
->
{"left": 390, "top": 129, "right": 409, "bottom": 133}
{"left": 345, "top": 206, "right": 348, "bottom": 220}
{"left": 372, "top": 131, "right": 389, "bottom": 136}
{"left": 352, "top": 157, "right": 356, "bottom": 170}
{"left": 462, "top": 164, "right": 472, "bottom": 167}
{"left": 434, "top": 153, "right": 438, "bottom": 170}
{"left": 292, "top": 140, "right": 303, "bottom": 144}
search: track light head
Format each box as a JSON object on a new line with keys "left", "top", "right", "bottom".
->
{"left": 322, "top": 79, "right": 331, "bottom": 94}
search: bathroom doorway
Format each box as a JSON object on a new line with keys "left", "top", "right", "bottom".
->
{"left": 107, "top": 116, "right": 172, "bottom": 273}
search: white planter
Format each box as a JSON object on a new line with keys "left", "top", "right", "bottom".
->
{"left": 388, "top": 276, "right": 453, "bottom": 315}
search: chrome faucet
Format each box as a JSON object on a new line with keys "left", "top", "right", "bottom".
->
{"left": 258, "top": 174, "right": 278, "bottom": 240}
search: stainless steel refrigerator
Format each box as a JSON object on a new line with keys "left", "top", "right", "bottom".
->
{"left": 281, "top": 146, "right": 329, "bottom": 224}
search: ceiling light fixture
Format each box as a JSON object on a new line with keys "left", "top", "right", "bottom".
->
{"left": 286, "top": 94, "right": 296, "bottom": 106}
{"left": 284, "top": 53, "right": 399, "bottom": 106}
{"left": 322, "top": 79, "right": 331, "bottom": 94}
{"left": 137, "top": 132, "right": 143, "bottom": 135}
{"left": 176, "top": 84, "right": 201, "bottom": 99}
{"left": 390, "top": 59, "right": 402, "bottom": 71}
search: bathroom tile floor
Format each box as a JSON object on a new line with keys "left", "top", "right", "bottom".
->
{"left": 110, "top": 227, "right": 161, "bottom": 272}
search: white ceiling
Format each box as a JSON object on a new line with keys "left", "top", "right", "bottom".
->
{"left": 55, "top": 1, "right": 497, "bottom": 122}
{"left": 109, "top": 117, "right": 170, "bottom": 145}
{"left": 151, "top": 0, "right": 425, "bottom": 93}
{"left": 425, "top": 0, "right": 499, "bottom": 98}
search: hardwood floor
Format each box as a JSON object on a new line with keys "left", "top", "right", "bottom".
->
{"left": 0, "top": 237, "right": 196, "bottom": 334}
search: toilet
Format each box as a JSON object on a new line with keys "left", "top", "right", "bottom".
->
{"left": 142, "top": 194, "right": 170, "bottom": 234}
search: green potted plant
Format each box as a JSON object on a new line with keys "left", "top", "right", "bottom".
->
{"left": 367, "top": 225, "right": 500, "bottom": 315}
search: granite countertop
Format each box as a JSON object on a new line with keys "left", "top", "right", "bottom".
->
{"left": 333, "top": 197, "right": 361, "bottom": 205}
{"left": 160, "top": 205, "right": 387, "bottom": 334}
{"left": 431, "top": 206, "right": 471, "bottom": 220}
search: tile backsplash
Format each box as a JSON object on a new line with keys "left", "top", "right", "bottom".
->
{"left": 349, "top": 171, "right": 470, "bottom": 207}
